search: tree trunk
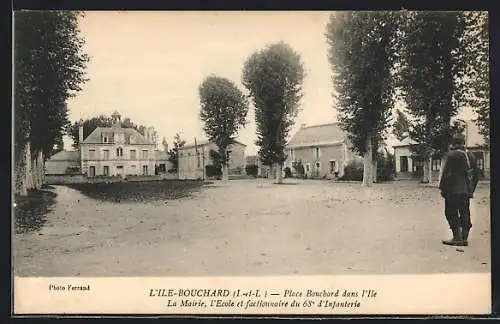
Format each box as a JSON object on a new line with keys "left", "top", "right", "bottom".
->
{"left": 372, "top": 159, "right": 378, "bottom": 183}
{"left": 275, "top": 162, "right": 283, "bottom": 184}
{"left": 362, "top": 137, "right": 373, "bottom": 187}
{"left": 25, "top": 141, "right": 34, "bottom": 192}
{"left": 222, "top": 164, "right": 229, "bottom": 182}
{"left": 422, "top": 156, "right": 431, "bottom": 183}
{"left": 15, "top": 144, "right": 28, "bottom": 196}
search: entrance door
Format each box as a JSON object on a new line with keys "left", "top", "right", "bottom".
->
{"left": 89, "top": 166, "right": 95, "bottom": 178}
{"left": 142, "top": 165, "right": 148, "bottom": 175}
{"left": 116, "top": 166, "right": 124, "bottom": 177}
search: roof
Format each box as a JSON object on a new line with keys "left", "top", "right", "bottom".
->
{"left": 82, "top": 126, "right": 154, "bottom": 145}
{"left": 286, "top": 123, "right": 347, "bottom": 148}
{"left": 392, "top": 120, "right": 485, "bottom": 149}
{"left": 182, "top": 139, "right": 247, "bottom": 149}
{"left": 47, "top": 150, "right": 79, "bottom": 161}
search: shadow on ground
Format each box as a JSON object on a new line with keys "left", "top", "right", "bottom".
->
{"left": 65, "top": 180, "right": 210, "bottom": 203}
{"left": 14, "top": 189, "right": 57, "bottom": 234}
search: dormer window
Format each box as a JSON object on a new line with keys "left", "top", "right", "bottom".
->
{"left": 103, "top": 136, "right": 109, "bottom": 143}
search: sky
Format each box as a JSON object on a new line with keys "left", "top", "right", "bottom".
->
{"left": 65, "top": 11, "right": 477, "bottom": 155}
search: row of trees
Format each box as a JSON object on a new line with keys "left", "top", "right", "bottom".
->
{"left": 14, "top": 11, "right": 89, "bottom": 195}
{"left": 326, "top": 11, "right": 489, "bottom": 186}
{"left": 199, "top": 42, "right": 305, "bottom": 183}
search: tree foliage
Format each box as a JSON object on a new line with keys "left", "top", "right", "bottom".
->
{"left": 392, "top": 109, "right": 410, "bottom": 141}
{"left": 326, "top": 11, "right": 399, "bottom": 157}
{"left": 463, "top": 12, "right": 489, "bottom": 146}
{"left": 199, "top": 75, "right": 249, "bottom": 168}
{"left": 14, "top": 10, "right": 89, "bottom": 159}
{"left": 167, "top": 133, "right": 186, "bottom": 172}
{"left": 67, "top": 114, "right": 147, "bottom": 149}
{"left": 242, "top": 42, "right": 305, "bottom": 168}
{"left": 398, "top": 11, "right": 468, "bottom": 162}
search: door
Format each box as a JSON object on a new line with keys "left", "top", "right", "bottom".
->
{"left": 116, "top": 166, "right": 124, "bottom": 177}
{"left": 89, "top": 166, "right": 95, "bottom": 178}
{"left": 400, "top": 156, "right": 408, "bottom": 172}
{"left": 142, "top": 165, "right": 148, "bottom": 175}
{"left": 103, "top": 165, "right": 109, "bottom": 176}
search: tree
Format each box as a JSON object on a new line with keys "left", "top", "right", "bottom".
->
{"left": 167, "top": 133, "right": 186, "bottom": 173}
{"left": 326, "top": 11, "right": 399, "bottom": 187}
{"left": 393, "top": 109, "right": 410, "bottom": 141}
{"left": 463, "top": 12, "right": 489, "bottom": 147}
{"left": 242, "top": 42, "right": 305, "bottom": 184}
{"left": 199, "top": 75, "right": 249, "bottom": 181}
{"left": 398, "top": 11, "right": 468, "bottom": 183}
{"left": 14, "top": 11, "right": 89, "bottom": 195}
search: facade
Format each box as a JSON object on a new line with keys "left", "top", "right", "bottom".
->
{"left": 44, "top": 114, "right": 169, "bottom": 178}
{"left": 178, "top": 140, "right": 246, "bottom": 180}
{"left": 393, "top": 120, "right": 489, "bottom": 180}
{"left": 285, "top": 123, "right": 360, "bottom": 179}
{"left": 44, "top": 150, "right": 80, "bottom": 175}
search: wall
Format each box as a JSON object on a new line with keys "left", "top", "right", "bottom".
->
{"left": 394, "top": 146, "right": 413, "bottom": 173}
{"left": 81, "top": 143, "right": 156, "bottom": 176}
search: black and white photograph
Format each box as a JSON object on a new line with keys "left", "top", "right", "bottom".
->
{"left": 12, "top": 10, "right": 491, "bottom": 315}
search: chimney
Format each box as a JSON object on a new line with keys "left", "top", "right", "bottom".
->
{"left": 79, "top": 126, "right": 84, "bottom": 144}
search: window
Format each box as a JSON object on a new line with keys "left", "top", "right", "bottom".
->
{"left": 142, "top": 150, "right": 148, "bottom": 159}
{"left": 103, "top": 166, "right": 109, "bottom": 176}
{"left": 130, "top": 150, "right": 136, "bottom": 160}
{"left": 400, "top": 156, "right": 409, "bottom": 172}
{"left": 103, "top": 149, "right": 109, "bottom": 160}
{"left": 89, "top": 149, "right": 95, "bottom": 159}
{"left": 103, "top": 136, "right": 109, "bottom": 143}
{"left": 89, "top": 166, "right": 95, "bottom": 177}
{"left": 142, "top": 165, "right": 148, "bottom": 175}
{"left": 197, "top": 153, "right": 201, "bottom": 168}
{"left": 116, "top": 147, "right": 123, "bottom": 157}
{"left": 315, "top": 147, "right": 320, "bottom": 160}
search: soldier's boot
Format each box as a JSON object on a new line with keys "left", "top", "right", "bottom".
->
{"left": 442, "top": 227, "right": 467, "bottom": 246}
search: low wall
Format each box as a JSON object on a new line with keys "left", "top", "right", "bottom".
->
{"left": 45, "top": 173, "right": 179, "bottom": 185}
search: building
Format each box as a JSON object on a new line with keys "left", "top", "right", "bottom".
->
{"left": 393, "top": 120, "right": 489, "bottom": 179}
{"left": 285, "top": 123, "right": 360, "bottom": 179}
{"left": 44, "top": 113, "right": 170, "bottom": 178}
{"left": 44, "top": 150, "right": 80, "bottom": 175}
{"left": 178, "top": 140, "right": 246, "bottom": 180}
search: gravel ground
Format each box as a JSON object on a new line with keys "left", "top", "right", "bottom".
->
{"left": 12, "top": 179, "right": 490, "bottom": 277}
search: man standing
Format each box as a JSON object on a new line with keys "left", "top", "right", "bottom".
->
{"left": 439, "top": 134, "right": 480, "bottom": 247}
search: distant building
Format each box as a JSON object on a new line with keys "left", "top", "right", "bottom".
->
{"left": 285, "top": 123, "right": 360, "bottom": 178}
{"left": 393, "top": 120, "right": 489, "bottom": 179}
{"left": 245, "top": 155, "right": 270, "bottom": 177}
{"left": 178, "top": 140, "right": 246, "bottom": 180}
{"left": 44, "top": 112, "right": 170, "bottom": 177}
{"left": 44, "top": 150, "right": 80, "bottom": 175}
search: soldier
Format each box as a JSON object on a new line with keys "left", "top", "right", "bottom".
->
{"left": 439, "top": 134, "right": 480, "bottom": 246}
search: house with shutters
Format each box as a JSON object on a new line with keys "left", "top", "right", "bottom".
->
{"left": 284, "top": 123, "right": 361, "bottom": 179}
{"left": 45, "top": 112, "right": 171, "bottom": 178}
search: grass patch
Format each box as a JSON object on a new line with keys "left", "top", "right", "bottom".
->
{"left": 14, "top": 189, "right": 57, "bottom": 234}
{"left": 65, "top": 179, "right": 207, "bottom": 203}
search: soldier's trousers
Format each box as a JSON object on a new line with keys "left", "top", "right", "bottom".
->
{"left": 444, "top": 193, "right": 472, "bottom": 231}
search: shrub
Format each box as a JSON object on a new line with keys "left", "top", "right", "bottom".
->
{"left": 205, "top": 164, "right": 222, "bottom": 178}
{"left": 284, "top": 167, "right": 292, "bottom": 178}
{"left": 245, "top": 164, "right": 258, "bottom": 177}
{"left": 376, "top": 151, "right": 395, "bottom": 182}
{"left": 338, "top": 160, "right": 363, "bottom": 181}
